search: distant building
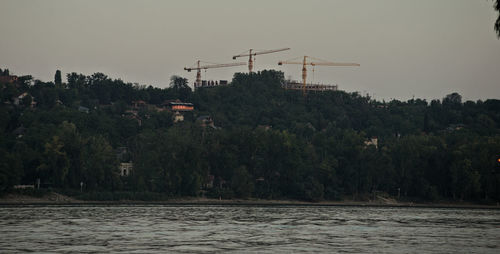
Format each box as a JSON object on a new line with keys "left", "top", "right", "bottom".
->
{"left": 132, "top": 100, "right": 147, "bottom": 108}
{"left": 119, "top": 162, "right": 133, "bottom": 177}
{"left": 257, "top": 125, "right": 272, "bottom": 131}
{"left": 204, "top": 175, "right": 215, "bottom": 189}
{"left": 116, "top": 147, "right": 130, "bottom": 162}
{"left": 364, "top": 137, "right": 378, "bottom": 149}
{"left": 12, "top": 126, "right": 26, "bottom": 138}
{"left": 0, "top": 75, "right": 18, "bottom": 84}
{"left": 173, "top": 111, "right": 184, "bottom": 123}
{"left": 446, "top": 124, "right": 465, "bottom": 132}
{"left": 281, "top": 81, "right": 338, "bottom": 92}
{"left": 14, "top": 185, "right": 34, "bottom": 189}
{"left": 162, "top": 99, "right": 194, "bottom": 112}
{"left": 123, "top": 110, "right": 142, "bottom": 126}
{"left": 169, "top": 101, "right": 194, "bottom": 112}
{"left": 13, "top": 92, "right": 35, "bottom": 107}
{"left": 197, "top": 115, "right": 215, "bottom": 128}
{"left": 78, "top": 106, "right": 90, "bottom": 113}
{"left": 195, "top": 80, "right": 229, "bottom": 89}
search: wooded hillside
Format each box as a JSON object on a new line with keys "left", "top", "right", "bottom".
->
{"left": 1, "top": 69, "right": 499, "bottom": 202}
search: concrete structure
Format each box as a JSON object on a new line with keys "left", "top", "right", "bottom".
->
{"left": 120, "top": 162, "right": 133, "bottom": 177}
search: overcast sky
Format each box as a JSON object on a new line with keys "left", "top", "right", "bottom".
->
{"left": 1, "top": 0, "right": 499, "bottom": 101}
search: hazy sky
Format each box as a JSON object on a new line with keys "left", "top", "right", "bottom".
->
{"left": 1, "top": 0, "right": 499, "bottom": 101}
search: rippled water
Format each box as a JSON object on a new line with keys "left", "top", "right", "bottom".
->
{"left": 0, "top": 205, "right": 499, "bottom": 253}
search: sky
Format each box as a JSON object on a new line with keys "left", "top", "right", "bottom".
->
{"left": 0, "top": 0, "right": 499, "bottom": 101}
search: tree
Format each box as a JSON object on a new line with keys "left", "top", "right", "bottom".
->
{"left": 82, "top": 135, "right": 119, "bottom": 190}
{"left": 450, "top": 158, "right": 481, "bottom": 200}
{"left": 0, "top": 149, "right": 23, "bottom": 192}
{"left": 169, "top": 75, "right": 189, "bottom": 90}
{"left": 231, "top": 165, "right": 254, "bottom": 198}
{"left": 38, "top": 136, "right": 70, "bottom": 187}
{"left": 169, "top": 75, "right": 192, "bottom": 101}
{"left": 495, "top": 0, "right": 500, "bottom": 38}
{"left": 444, "top": 92, "right": 462, "bottom": 105}
{"left": 21, "top": 94, "right": 32, "bottom": 107}
{"left": 66, "top": 72, "right": 87, "bottom": 89}
{"left": 54, "top": 70, "right": 62, "bottom": 87}
{"left": 1, "top": 68, "right": 499, "bottom": 203}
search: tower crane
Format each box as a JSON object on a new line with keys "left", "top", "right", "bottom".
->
{"left": 184, "top": 60, "right": 246, "bottom": 88}
{"left": 232, "top": 48, "right": 290, "bottom": 73}
{"left": 278, "top": 56, "right": 360, "bottom": 96}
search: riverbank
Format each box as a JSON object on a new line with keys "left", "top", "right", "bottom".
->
{"left": 0, "top": 192, "right": 499, "bottom": 209}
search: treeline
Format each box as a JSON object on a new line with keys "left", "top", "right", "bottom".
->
{"left": 0, "top": 68, "right": 499, "bottom": 202}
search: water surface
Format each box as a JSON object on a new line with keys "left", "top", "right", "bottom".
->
{"left": 0, "top": 205, "right": 498, "bottom": 253}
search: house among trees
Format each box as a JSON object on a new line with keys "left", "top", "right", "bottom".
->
{"left": 197, "top": 115, "right": 215, "bottom": 128}
{"left": 204, "top": 174, "right": 215, "bottom": 189}
{"left": 0, "top": 75, "right": 18, "bottom": 83}
{"left": 132, "top": 100, "right": 147, "bottom": 109}
{"left": 364, "top": 137, "right": 378, "bottom": 149}
{"left": 167, "top": 100, "right": 194, "bottom": 111}
{"left": 13, "top": 92, "right": 35, "bottom": 108}
{"left": 78, "top": 106, "right": 90, "bottom": 113}
{"left": 0, "top": 69, "right": 18, "bottom": 83}
{"left": 447, "top": 124, "right": 465, "bottom": 132}
{"left": 116, "top": 147, "right": 133, "bottom": 177}
{"left": 12, "top": 126, "right": 26, "bottom": 138}
{"left": 173, "top": 111, "right": 184, "bottom": 123}
{"left": 162, "top": 99, "right": 194, "bottom": 123}
{"left": 123, "top": 108, "right": 143, "bottom": 126}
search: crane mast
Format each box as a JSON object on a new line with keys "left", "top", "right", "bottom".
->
{"left": 184, "top": 60, "right": 245, "bottom": 88}
{"left": 278, "top": 56, "right": 360, "bottom": 96}
{"left": 233, "top": 47, "right": 290, "bottom": 73}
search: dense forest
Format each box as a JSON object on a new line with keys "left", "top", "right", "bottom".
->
{"left": 1, "top": 68, "right": 499, "bottom": 202}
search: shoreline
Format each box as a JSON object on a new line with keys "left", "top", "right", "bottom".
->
{"left": 0, "top": 193, "right": 499, "bottom": 209}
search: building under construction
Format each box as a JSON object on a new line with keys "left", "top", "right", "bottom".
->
{"left": 281, "top": 81, "right": 338, "bottom": 92}
{"left": 278, "top": 56, "right": 359, "bottom": 96}
{"left": 194, "top": 80, "right": 229, "bottom": 89}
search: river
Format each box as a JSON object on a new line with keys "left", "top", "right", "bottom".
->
{"left": 0, "top": 205, "right": 498, "bottom": 253}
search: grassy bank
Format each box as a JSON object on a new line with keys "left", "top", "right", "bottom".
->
{"left": 1, "top": 189, "right": 499, "bottom": 209}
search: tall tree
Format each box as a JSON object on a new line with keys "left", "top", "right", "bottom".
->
{"left": 54, "top": 70, "right": 62, "bottom": 87}
{"left": 495, "top": 0, "right": 500, "bottom": 38}
{"left": 169, "top": 75, "right": 192, "bottom": 101}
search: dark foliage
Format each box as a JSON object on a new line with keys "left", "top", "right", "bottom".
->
{"left": 1, "top": 69, "right": 499, "bottom": 202}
